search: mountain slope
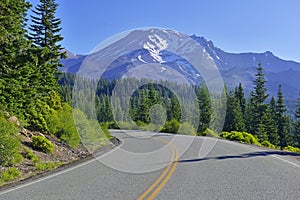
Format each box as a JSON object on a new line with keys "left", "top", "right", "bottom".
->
{"left": 60, "top": 28, "right": 300, "bottom": 99}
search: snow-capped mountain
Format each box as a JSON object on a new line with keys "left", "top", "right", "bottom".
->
{"left": 60, "top": 28, "right": 300, "bottom": 99}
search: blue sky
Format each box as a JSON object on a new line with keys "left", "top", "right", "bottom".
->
{"left": 28, "top": 0, "right": 300, "bottom": 62}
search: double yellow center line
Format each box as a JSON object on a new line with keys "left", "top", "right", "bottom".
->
{"left": 137, "top": 137, "right": 179, "bottom": 200}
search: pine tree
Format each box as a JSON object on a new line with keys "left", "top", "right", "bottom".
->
{"left": 170, "top": 94, "right": 181, "bottom": 121}
{"left": 269, "top": 96, "right": 277, "bottom": 119}
{"left": 256, "top": 121, "right": 268, "bottom": 142}
{"left": 148, "top": 83, "right": 157, "bottom": 105}
{"left": 197, "top": 83, "right": 212, "bottom": 133}
{"left": 136, "top": 90, "right": 150, "bottom": 123}
{"left": 29, "top": 0, "right": 65, "bottom": 94}
{"left": 267, "top": 96, "right": 279, "bottom": 145}
{"left": 276, "top": 84, "right": 290, "bottom": 149}
{"left": 250, "top": 63, "right": 269, "bottom": 138}
{"left": 210, "top": 85, "right": 227, "bottom": 133}
{"left": 235, "top": 83, "right": 246, "bottom": 115}
{"left": 0, "top": 0, "right": 34, "bottom": 114}
{"left": 224, "top": 90, "right": 245, "bottom": 132}
{"left": 245, "top": 91, "right": 255, "bottom": 133}
{"left": 293, "top": 93, "right": 300, "bottom": 148}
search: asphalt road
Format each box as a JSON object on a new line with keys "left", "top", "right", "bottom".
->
{"left": 1, "top": 130, "right": 300, "bottom": 200}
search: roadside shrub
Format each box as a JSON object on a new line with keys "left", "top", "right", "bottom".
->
{"left": 203, "top": 128, "right": 220, "bottom": 138}
{"left": 10, "top": 153, "right": 23, "bottom": 165}
{"left": 32, "top": 136, "right": 54, "bottom": 153}
{"left": 35, "top": 161, "right": 63, "bottom": 171}
{"left": 178, "top": 122, "right": 197, "bottom": 136}
{"left": 47, "top": 103, "right": 80, "bottom": 148}
{"left": 100, "top": 122, "right": 112, "bottom": 139}
{"left": 0, "top": 167, "right": 21, "bottom": 183}
{"left": 106, "top": 121, "right": 119, "bottom": 129}
{"left": 242, "top": 132, "right": 260, "bottom": 145}
{"left": 136, "top": 120, "right": 147, "bottom": 127}
{"left": 261, "top": 141, "right": 276, "bottom": 149}
{"left": 220, "top": 131, "right": 260, "bottom": 146}
{"left": 140, "top": 123, "right": 163, "bottom": 132}
{"left": 25, "top": 100, "right": 51, "bottom": 132}
{"left": 284, "top": 146, "right": 300, "bottom": 154}
{"left": 23, "top": 147, "right": 40, "bottom": 164}
{"left": 229, "top": 131, "right": 244, "bottom": 141}
{"left": 117, "top": 121, "right": 139, "bottom": 130}
{"left": 161, "top": 119, "right": 180, "bottom": 133}
{"left": 73, "top": 109, "right": 108, "bottom": 152}
{"left": 26, "top": 91, "right": 63, "bottom": 133}
{"left": 220, "top": 131, "right": 230, "bottom": 138}
{"left": 0, "top": 114, "right": 21, "bottom": 166}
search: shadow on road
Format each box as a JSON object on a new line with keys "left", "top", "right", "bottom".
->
{"left": 177, "top": 151, "right": 300, "bottom": 163}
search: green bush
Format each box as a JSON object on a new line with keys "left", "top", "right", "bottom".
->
{"left": 178, "top": 122, "right": 197, "bottom": 136}
{"left": 26, "top": 91, "right": 63, "bottom": 133}
{"left": 106, "top": 121, "right": 119, "bottom": 129}
{"left": 100, "top": 122, "right": 112, "bottom": 139}
{"left": 0, "top": 167, "right": 21, "bottom": 183}
{"left": 32, "top": 136, "right": 54, "bottom": 153}
{"left": 23, "top": 147, "right": 40, "bottom": 164}
{"left": 47, "top": 103, "right": 81, "bottom": 148}
{"left": 220, "top": 131, "right": 260, "bottom": 146}
{"left": 26, "top": 94, "right": 81, "bottom": 149}
{"left": 284, "top": 146, "right": 300, "bottom": 154}
{"left": 229, "top": 131, "right": 244, "bottom": 141}
{"left": 261, "top": 141, "right": 276, "bottom": 149}
{"left": 10, "top": 153, "right": 23, "bottom": 165}
{"left": 242, "top": 132, "right": 260, "bottom": 145}
{"left": 220, "top": 131, "right": 230, "bottom": 138}
{"left": 140, "top": 123, "right": 163, "bottom": 132}
{"left": 25, "top": 100, "right": 51, "bottom": 132}
{"left": 73, "top": 109, "right": 109, "bottom": 152}
{"left": 203, "top": 128, "right": 220, "bottom": 138}
{"left": 117, "top": 121, "right": 139, "bottom": 130}
{"left": 136, "top": 120, "right": 147, "bottom": 127}
{"left": 35, "top": 161, "right": 63, "bottom": 171}
{"left": 0, "top": 114, "right": 21, "bottom": 166}
{"left": 161, "top": 119, "right": 180, "bottom": 133}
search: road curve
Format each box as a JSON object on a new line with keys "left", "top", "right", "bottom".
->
{"left": 1, "top": 130, "right": 300, "bottom": 200}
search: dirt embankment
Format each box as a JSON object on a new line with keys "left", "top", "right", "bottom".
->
{"left": 0, "top": 127, "right": 120, "bottom": 191}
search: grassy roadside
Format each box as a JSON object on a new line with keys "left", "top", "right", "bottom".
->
{"left": 0, "top": 111, "right": 119, "bottom": 188}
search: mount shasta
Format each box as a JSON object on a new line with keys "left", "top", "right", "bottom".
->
{"left": 60, "top": 28, "right": 300, "bottom": 100}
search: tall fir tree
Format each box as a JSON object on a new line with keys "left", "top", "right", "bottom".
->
{"left": 136, "top": 90, "right": 150, "bottom": 123}
{"left": 210, "top": 85, "right": 227, "bottom": 133}
{"left": 234, "top": 83, "right": 246, "bottom": 116}
{"left": 224, "top": 90, "right": 245, "bottom": 132}
{"left": 293, "top": 92, "right": 300, "bottom": 148}
{"left": 245, "top": 91, "right": 255, "bottom": 133}
{"left": 170, "top": 94, "right": 181, "bottom": 121}
{"left": 268, "top": 96, "right": 279, "bottom": 145}
{"left": 0, "top": 0, "right": 35, "bottom": 114}
{"left": 276, "top": 84, "right": 290, "bottom": 149}
{"left": 196, "top": 83, "right": 212, "bottom": 133}
{"left": 29, "top": 0, "right": 65, "bottom": 95}
{"left": 249, "top": 63, "right": 269, "bottom": 138}
{"left": 269, "top": 96, "right": 277, "bottom": 119}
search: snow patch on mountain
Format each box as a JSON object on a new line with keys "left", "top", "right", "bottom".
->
{"left": 143, "top": 34, "right": 168, "bottom": 62}
{"left": 137, "top": 55, "right": 146, "bottom": 63}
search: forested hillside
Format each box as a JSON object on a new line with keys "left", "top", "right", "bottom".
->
{"left": 0, "top": 0, "right": 109, "bottom": 186}
{"left": 59, "top": 64, "right": 300, "bottom": 151}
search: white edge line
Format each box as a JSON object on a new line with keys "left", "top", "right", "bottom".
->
{"left": 217, "top": 138, "right": 300, "bottom": 169}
